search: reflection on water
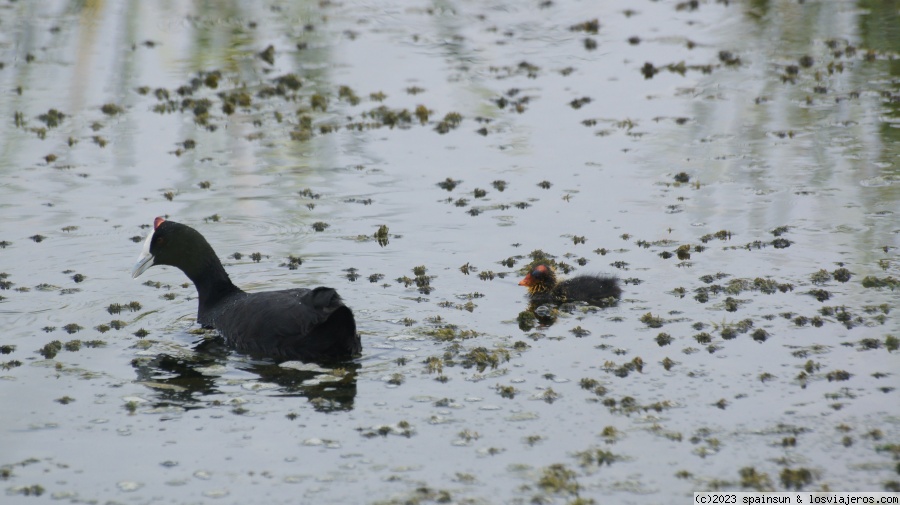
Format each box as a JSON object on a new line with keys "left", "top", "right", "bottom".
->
{"left": 1, "top": 0, "right": 899, "bottom": 502}
{"left": 131, "top": 336, "right": 359, "bottom": 413}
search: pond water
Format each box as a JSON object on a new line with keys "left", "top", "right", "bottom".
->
{"left": 1, "top": 0, "right": 898, "bottom": 503}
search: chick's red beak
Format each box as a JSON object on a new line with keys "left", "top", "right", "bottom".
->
{"left": 518, "top": 273, "right": 533, "bottom": 287}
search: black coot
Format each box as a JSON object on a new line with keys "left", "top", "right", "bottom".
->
{"left": 131, "top": 217, "right": 360, "bottom": 362}
{"left": 518, "top": 263, "right": 621, "bottom": 306}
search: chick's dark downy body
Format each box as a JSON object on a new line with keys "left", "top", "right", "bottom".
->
{"left": 519, "top": 263, "right": 621, "bottom": 306}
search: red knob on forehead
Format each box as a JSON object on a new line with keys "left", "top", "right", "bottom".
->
{"left": 153, "top": 216, "right": 166, "bottom": 230}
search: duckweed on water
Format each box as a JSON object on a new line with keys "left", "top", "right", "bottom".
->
{"left": 517, "top": 310, "right": 536, "bottom": 331}
{"left": 540, "top": 388, "right": 559, "bottom": 404}
{"left": 62, "top": 323, "right": 82, "bottom": 334}
{"left": 38, "top": 341, "right": 63, "bottom": 359}
{"left": 257, "top": 44, "right": 275, "bottom": 65}
{"left": 885, "top": 335, "right": 899, "bottom": 352}
{"left": 420, "top": 325, "right": 478, "bottom": 342}
{"left": 37, "top": 108, "right": 65, "bottom": 127}
{"left": 751, "top": 329, "right": 769, "bottom": 342}
{"left": 575, "top": 447, "right": 620, "bottom": 468}
{"left": 779, "top": 467, "right": 816, "bottom": 490}
{"left": 640, "top": 312, "right": 664, "bottom": 328}
{"left": 477, "top": 270, "right": 495, "bottom": 281}
{"left": 537, "top": 463, "right": 580, "bottom": 495}
{"left": 459, "top": 346, "right": 510, "bottom": 372}
{"left": 861, "top": 275, "right": 899, "bottom": 289}
{"left": 374, "top": 225, "right": 389, "bottom": 247}
{"left": 1, "top": 360, "right": 22, "bottom": 370}
{"left": 436, "top": 177, "right": 460, "bottom": 191}
{"left": 423, "top": 356, "right": 443, "bottom": 374}
{"left": 496, "top": 385, "right": 516, "bottom": 399}
{"left": 655, "top": 333, "right": 672, "bottom": 346}
{"left": 100, "top": 103, "right": 124, "bottom": 115}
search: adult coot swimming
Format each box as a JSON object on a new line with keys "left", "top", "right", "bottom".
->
{"left": 131, "top": 217, "right": 360, "bottom": 362}
{"left": 518, "top": 263, "right": 621, "bottom": 306}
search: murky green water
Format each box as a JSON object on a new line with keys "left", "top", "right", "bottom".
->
{"left": 1, "top": 1, "right": 898, "bottom": 503}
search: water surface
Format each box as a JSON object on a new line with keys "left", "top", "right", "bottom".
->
{"left": 1, "top": 1, "right": 898, "bottom": 503}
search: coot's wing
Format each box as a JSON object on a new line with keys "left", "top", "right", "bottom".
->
{"left": 218, "top": 287, "right": 358, "bottom": 361}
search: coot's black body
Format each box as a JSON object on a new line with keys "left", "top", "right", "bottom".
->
{"left": 519, "top": 263, "right": 621, "bottom": 306}
{"left": 131, "top": 217, "right": 360, "bottom": 362}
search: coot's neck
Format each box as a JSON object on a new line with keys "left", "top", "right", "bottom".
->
{"left": 193, "top": 262, "right": 241, "bottom": 309}
{"left": 179, "top": 244, "right": 242, "bottom": 321}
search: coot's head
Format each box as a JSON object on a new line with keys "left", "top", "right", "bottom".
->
{"left": 131, "top": 217, "right": 213, "bottom": 279}
{"left": 518, "top": 263, "right": 557, "bottom": 295}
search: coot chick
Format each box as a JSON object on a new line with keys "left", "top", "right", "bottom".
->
{"left": 131, "top": 217, "right": 360, "bottom": 362}
{"left": 518, "top": 263, "right": 621, "bottom": 306}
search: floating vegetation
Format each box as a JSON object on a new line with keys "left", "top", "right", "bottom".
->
{"left": 699, "top": 230, "right": 733, "bottom": 243}
{"left": 358, "top": 420, "right": 414, "bottom": 438}
{"left": 574, "top": 447, "right": 621, "bottom": 468}
{"left": 640, "top": 312, "right": 665, "bottom": 328}
{"left": 107, "top": 301, "right": 141, "bottom": 314}
{"left": 37, "top": 108, "right": 65, "bottom": 128}
{"left": 826, "top": 370, "right": 852, "bottom": 382}
{"left": 362, "top": 105, "right": 413, "bottom": 128}
{"left": 517, "top": 310, "right": 536, "bottom": 331}
{"left": 258, "top": 44, "right": 275, "bottom": 65}
{"left": 537, "top": 463, "right": 580, "bottom": 496}
{"left": 540, "top": 388, "right": 560, "bottom": 404}
{"left": 1, "top": 359, "right": 22, "bottom": 370}
{"left": 603, "top": 357, "right": 645, "bottom": 378}
{"left": 436, "top": 177, "right": 460, "bottom": 191}
{"left": 568, "top": 97, "right": 592, "bottom": 109}
{"left": 779, "top": 467, "right": 816, "bottom": 490}
{"left": 459, "top": 347, "right": 510, "bottom": 372}
{"left": 886, "top": 335, "right": 899, "bottom": 352}
{"left": 62, "top": 323, "right": 82, "bottom": 334}
{"left": 100, "top": 103, "right": 124, "bottom": 115}
{"left": 477, "top": 270, "right": 495, "bottom": 281}
{"left": 4, "top": 3, "right": 899, "bottom": 500}
{"left": 861, "top": 276, "right": 898, "bottom": 290}
{"left": 420, "top": 324, "right": 478, "bottom": 342}
{"left": 281, "top": 255, "right": 303, "bottom": 270}
{"left": 832, "top": 267, "right": 852, "bottom": 282}
{"left": 38, "top": 340, "right": 63, "bottom": 359}
{"left": 496, "top": 384, "right": 516, "bottom": 399}
{"left": 570, "top": 19, "right": 600, "bottom": 34}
